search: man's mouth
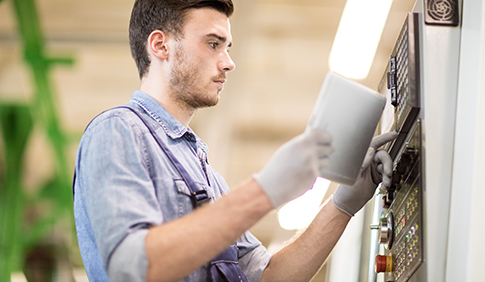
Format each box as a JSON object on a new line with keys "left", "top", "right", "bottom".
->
{"left": 213, "top": 75, "right": 227, "bottom": 87}
{"left": 214, "top": 79, "right": 226, "bottom": 86}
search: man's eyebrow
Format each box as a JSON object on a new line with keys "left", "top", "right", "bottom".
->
{"left": 205, "top": 33, "right": 232, "bottom": 48}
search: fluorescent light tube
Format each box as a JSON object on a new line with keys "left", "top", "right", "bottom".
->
{"left": 329, "top": 0, "right": 393, "bottom": 79}
{"left": 278, "top": 178, "right": 331, "bottom": 230}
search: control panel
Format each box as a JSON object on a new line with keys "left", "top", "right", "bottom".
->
{"left": 374, "top": 123, "right": 422, "bottom": 282}
{"left": 384, "top": 12, "right": 421, "bottom": 160}
{"left": 372, "top": 12, "right": 423, "bottom": 282}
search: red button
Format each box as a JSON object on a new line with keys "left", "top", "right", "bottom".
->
{"left": 375, "top": 255, "right": 387, "bottom": 273}
{"left": 375, "top": 254, "right": 393, "bottom": 273}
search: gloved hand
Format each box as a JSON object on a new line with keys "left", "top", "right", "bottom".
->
{"left": 331, "top": 131, "right": 398, "bottom": 216}
{"left": 253, "top": 128, "right": 334, "bottom": 208}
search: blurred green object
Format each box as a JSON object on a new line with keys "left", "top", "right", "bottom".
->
{"left": 0, "top": 105, "right": 33, "bottom": 282}
{"left": 0, "top": 0, "right": 76, "bottom": 281}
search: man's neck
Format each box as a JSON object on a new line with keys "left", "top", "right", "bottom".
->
{"left": 140, "top": 79, "right": 194, "bottom": 127}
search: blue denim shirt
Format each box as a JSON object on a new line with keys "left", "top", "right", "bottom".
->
{"left": 74, "top": 91, "right": 271, "bottom": 281}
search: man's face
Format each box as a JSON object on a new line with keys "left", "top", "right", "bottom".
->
{"left": 168, "top": 8, "right": 235, "bottom": 110}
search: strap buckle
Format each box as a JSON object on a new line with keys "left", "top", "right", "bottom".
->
{"left": 191, "top": 190, "right": 211, "bottom": 209}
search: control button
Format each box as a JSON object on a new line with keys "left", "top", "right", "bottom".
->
{"left": 375, "top": 254, "right": 393, "bottom": 273}
{"left": 391, "top": 87, "right": 398, "bottom": 106}
{"left": 405, "top": 146, "right": 417, "bottom": 156}
{"left": 388, "top": 72, "right": 397, "bottom": 89}
{"left": 390, "top": 55, "right": 396, "bottom": 72}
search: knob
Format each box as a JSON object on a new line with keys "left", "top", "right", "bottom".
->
{"left": 369, "top": 212, "right": 394, "bottom": 249}
{"left": 375, "top": 254, "right": 393, "bottom": 273}
{"left": 378, "top": 217, "right": 391, "bottom": 244}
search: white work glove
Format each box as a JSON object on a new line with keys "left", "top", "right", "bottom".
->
{"left": 253, "top": 129, "right": 333, "bottom": 208}
{"left": 331, "top": 131, "right": 398, "bottom": 216}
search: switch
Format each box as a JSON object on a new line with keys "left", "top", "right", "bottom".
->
{"left": 383, "top": 192, "right": 394, "bottom": 208}
{"left": 391, "top": 87, "right": 398, "bottom": 106}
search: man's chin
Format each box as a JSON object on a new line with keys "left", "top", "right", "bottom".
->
{"left": 205, "top": 98, "right": 220, "bottom": 108}
{"left": 196, "top": 96, "right": 220, "bottom": 109}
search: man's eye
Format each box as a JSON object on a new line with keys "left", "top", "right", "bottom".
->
{"left": 209, "top": 42, "right": 219, "bottom": 49}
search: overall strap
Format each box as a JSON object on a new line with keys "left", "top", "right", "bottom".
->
{"left": 73, "top": 105, "right": 211, "bottom": 209}
{"left": 116, "top": 105, "right": 211, "bottom": 209}
{"left": 210, "top": 245, "right": 251, "bottom": 282}
{"left": 89, "top": 105, "right": 249, "bottom": 282}
{"left": 123, "top": 105, "right": 250, "bottom": 282}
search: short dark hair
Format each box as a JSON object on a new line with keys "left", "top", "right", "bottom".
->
{"left": 129, "top": 0, "right": 234, "bottom": 79}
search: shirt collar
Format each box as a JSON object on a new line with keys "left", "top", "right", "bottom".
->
{"left": 130, "top": 90, "right": 191, "bottom": 140}
{"left": 130, "top": 91, "right": 210, "bottom": 158}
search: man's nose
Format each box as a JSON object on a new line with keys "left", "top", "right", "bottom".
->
{"left": 219, "top": 51, "right": 236, "bottom": 72}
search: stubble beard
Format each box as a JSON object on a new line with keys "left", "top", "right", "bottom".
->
{"left": 169, "top": 45, "right": 222, "bottom": 111}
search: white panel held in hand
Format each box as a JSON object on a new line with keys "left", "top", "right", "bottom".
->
{"left": 307, "top": 71, "right": 386, "bottom": 186}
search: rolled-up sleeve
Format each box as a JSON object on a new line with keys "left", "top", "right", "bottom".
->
{"left": 77, "top": 112, "right": 162, "bottom": 280}
{"left": 107, "top": 229, "right": 150, "bottom": 281}
{"left": 237, "top": 231, "right": 272, "bottom": 282}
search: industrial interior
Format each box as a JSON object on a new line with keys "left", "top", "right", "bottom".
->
{"left": 0, "top": 0, "right": 484, "bottom": 281}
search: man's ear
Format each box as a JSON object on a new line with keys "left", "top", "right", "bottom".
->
{"left": 147, "top": 30, "right": 169, "bottom": 60}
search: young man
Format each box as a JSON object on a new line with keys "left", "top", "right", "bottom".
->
{"left": 73, "top": 1, "right": 396, "bottom": 281}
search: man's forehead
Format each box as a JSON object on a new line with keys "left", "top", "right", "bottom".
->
{"left": 183, "top": 8, "right": 232, "bottom": 41}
